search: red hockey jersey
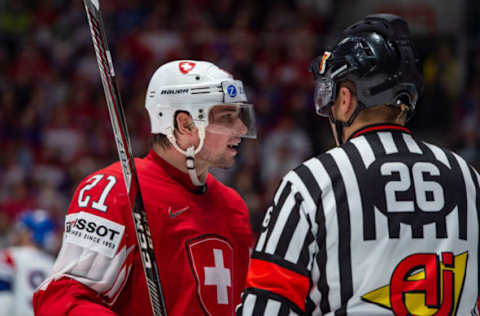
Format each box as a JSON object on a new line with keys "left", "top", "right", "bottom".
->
{"left": 33, "top": 150, "right": 252, "bottom": 316}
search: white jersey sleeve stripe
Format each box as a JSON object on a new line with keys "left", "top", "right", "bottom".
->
{"left": 265, "top": 299, "right": 281, "bottom": 314}
{"left": 304, "top": 156, "right": 339, "bottom": 310}
{"left": 41, "top": 239, "right": 133, "bottom": 305}
{"left": 265, "top": 192, "right": 297, "bottom": 255}
{"left": 328, "top": 147, "right": 363, "bottom": 235}
{"left": 240, "top": 293, "right": 257, "bottom": 315}
{"left": 255, "top": 206, "right": 273, "bottom": 252}
{"left": 284, "top": 204, "right": 310, "bottom": 264}
{"left": 452, "top": 153, "right": 476, "bottom": 239}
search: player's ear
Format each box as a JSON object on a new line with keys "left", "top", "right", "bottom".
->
{"left": 175, "top": 112, "right": 196, "bottom": 135}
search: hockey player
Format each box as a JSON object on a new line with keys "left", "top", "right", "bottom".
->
{"left": 0, "top": 209, "right": 57, "bottom": 316}
{"left": 237, "top": 14, "right": 480, "bottom": 315}
{"left": 33, "top": 60, "right": 256, "bottom": 315}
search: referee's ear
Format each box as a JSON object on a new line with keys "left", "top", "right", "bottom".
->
{"left": 333, "top": 86, "right": 357, "bottom": 122}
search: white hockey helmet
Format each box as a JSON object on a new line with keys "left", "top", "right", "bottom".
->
{"left": 145, "top": 60, "right": 256, "bottom": 139}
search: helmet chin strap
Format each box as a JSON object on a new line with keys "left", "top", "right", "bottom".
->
{"left": 328, "top": 103, "right": 364, "bottom": 145}
{"left": 166, "top": 126, "right": 206, "bottom": 187}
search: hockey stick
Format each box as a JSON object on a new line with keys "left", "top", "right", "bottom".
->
{"left": 83, "top": 1, "right": 167, "bottom": 315}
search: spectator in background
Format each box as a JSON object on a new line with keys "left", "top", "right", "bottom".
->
{"left": 454, "top": 76, "right": 480, "bottom": 167}
{"left": 0, "top": 209, "right": 58, "bottom": 316}
{"left": 1, "top": 0, "right": 341, "bottom": 249}
{"left": 422, "top": 40, "right": 461, "bottom": 130}
{"left": 261, "top": 115, "right": 312, "bottom": 198}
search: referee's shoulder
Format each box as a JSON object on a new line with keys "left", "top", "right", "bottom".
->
{"left": 291, "top": 147, "right": 340, "bottom": 174}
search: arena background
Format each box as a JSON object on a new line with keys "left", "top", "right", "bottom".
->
{"left": 1, "top": 0, "right": 479, "bottom": 250}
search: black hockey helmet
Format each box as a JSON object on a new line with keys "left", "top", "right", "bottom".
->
{"left": 310, "top": 13, "right": 423, "bottom": 121}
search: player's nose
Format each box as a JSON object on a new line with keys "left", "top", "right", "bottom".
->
{"left": 234, "top": 118, "right": 248, "bottom": 136}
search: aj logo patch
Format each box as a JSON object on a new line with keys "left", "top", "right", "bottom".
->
{"left": 362, "top": 252, "right": 468, "bottom": 316}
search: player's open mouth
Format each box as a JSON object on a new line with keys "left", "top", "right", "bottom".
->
{"left": 227, "top": 144, "right": 239, "bottom": 155}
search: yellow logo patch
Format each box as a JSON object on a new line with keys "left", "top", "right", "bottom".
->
{"left": 362, "top": 252, "right": 468, "bottom": 316}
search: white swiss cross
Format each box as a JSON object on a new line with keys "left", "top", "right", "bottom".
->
{"left": 204, "top": 248, "right": 231, "bottom": 304}
{"left": 181, "top": 63, "right": 193, "bottom": 72}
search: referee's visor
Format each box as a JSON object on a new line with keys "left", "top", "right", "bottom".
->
{"left": 313, "top": 77, "right": 336, "bottom": 117}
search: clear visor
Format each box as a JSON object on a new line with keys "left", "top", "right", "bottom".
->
{"left": 313, "top": 77, "right": 336, "bottom": 117}
{"left": 206, "top": 103, "right": 257, "bottom": 139}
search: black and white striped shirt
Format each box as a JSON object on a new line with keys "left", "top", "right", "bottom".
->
{"left": 237, "top": 124, "right": 480, "bottom": 316}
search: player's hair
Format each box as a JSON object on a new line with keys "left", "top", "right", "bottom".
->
{"left": 151, "top": 134, "right": 171, "bottom": 149}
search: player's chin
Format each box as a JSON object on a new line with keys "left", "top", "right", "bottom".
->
{"left": 214, "top": 156, "right": 236, "bottom": 169}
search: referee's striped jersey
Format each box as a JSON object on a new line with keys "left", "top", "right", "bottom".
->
{"left": 237, "top": 124, "right": 480, "bottom": 316}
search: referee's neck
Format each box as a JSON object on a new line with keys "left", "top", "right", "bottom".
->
{"left": 341, "top": 117, "right": 407, "bottom": 143}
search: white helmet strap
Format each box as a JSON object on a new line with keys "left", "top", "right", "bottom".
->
{"left": 166, "top": 126, "right": 206, "bottom": 186}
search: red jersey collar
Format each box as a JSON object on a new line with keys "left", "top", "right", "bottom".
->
{"left": 348, "top": 123, "right": 411, "bottom": 141}
{"left": 146, "top": 150, "right": 208, "bottom": 194}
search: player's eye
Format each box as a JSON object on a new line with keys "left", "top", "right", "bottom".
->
{"left": 219, "top": 113, "right": 235, "bottom": 123}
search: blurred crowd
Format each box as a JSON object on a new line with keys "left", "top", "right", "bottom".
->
{"left": 1, "top": 0, "right": 480, "bottom": 249}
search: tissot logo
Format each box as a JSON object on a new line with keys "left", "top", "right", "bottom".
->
{"left": 64, "top": 212, "right": 125, "bottom": 258}
{"left": 70, "top": 218, "right": 121, "bottom": 241}
{"left": 65, "top": 219, "right": 76, "bottom": 232}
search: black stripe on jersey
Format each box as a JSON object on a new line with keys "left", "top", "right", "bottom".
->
{"left": 259, "top": 182, "right": 292, "bottom": 253}
{"left": 294, "top": 163, "right": 321, "bottom": 202}
{"left": 314, "top": 194, "right": 331, "bottom": 314}
{"left": 318, "top": 153, "right": 353, "bottom": 315}
{"left": 467, "top": 164, "right": 480, "bottom": 300}
{"left": 416, "top": 142, "right": 449, "bottom": 238}
{"left": 391, "top": 131, "right": 410, "bottom": 154}
{"left": 301, "top": 174, "right": 331, "bottom": 315}
{"left": 365, "top": 132, "right": 387, "bottom": 156}
{"left": 342, "top": 141, "right": 375, "bottom": 241}
{"left": 275, "top": 192, "right": 303, "bottom": 258}
{"left": 442, "top": 148, "right": 468, "bottom": 240}
{"left": 251, "top": 291, "right": 268, "bottom": 315}
{"left": 293, "top": 161, "right": 327, "bottom": 275}
{"left": 242, "top": 287, "right": 304, "bottom": 315}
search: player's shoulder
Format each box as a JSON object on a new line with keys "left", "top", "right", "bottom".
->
{"left": 209, "top": 176, "right": 247, "bottom": 210}
{"left": 288, "top": 153, "right": 331, "bottom": 180}
{"left": 69, "top": 161, "right": 130, "bottom": 218}
{"left": 209, "top": 177, "right": 251, "bottom": 237}
{"left": 78, "top": 161, "right": 124, "bottom": 185}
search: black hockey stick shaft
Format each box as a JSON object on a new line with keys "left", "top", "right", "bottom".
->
{"left": 83, "top": 1, "right": 167, "bottom": 315}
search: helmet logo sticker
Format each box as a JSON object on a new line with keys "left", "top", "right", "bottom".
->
{"left": 226, "top": 84, "right": 237, "bottom": 98}
{"left": 319, "top": 51, "right": 331, "bottom": 74}
{"left": 179, "top": 61, "right": 196, "bottom": 74}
